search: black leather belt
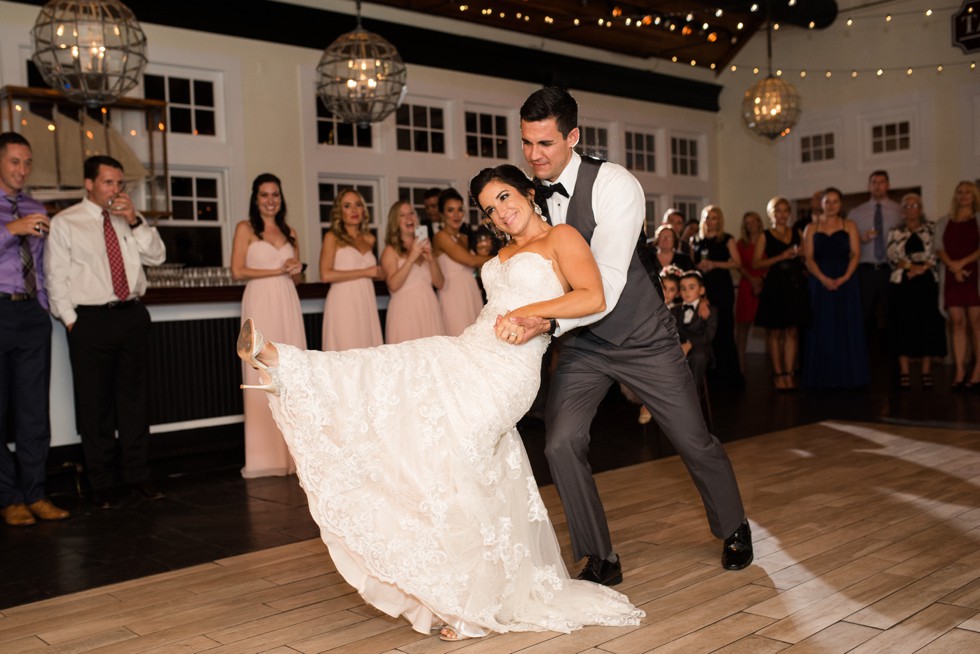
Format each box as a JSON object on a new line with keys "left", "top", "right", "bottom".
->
{"left": 0, "top": 292, "right": 34, "bottom": 302}
{"left": 77, "top": 299, "right": 140, "bottom": 310}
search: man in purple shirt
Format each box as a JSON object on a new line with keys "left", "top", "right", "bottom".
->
{"left": 0, "top": 132, "right": 69, "bottom": 526}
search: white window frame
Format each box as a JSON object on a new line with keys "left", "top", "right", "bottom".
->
{"left": 395, "top": 101, "right": 448, "bottom": 154}
{"left": 463, "top": 105, "right": 511, "bottom": 160}
{"left": 142, "top": 65, "right": 224, "bottom": 141}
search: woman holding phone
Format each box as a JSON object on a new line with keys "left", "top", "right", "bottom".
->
{"left": 381, "top": 200, "right": 446, "bottom": 343}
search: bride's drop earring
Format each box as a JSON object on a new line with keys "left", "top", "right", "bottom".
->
{"left": 532, "top": 202, "right": 543, "bottom": 217}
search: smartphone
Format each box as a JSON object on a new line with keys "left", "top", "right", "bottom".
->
{"left": 415, "top": 225, "right": 428, "bottom": 242}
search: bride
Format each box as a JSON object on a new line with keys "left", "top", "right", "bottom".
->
{"left": 237, "top": 164, "right": 645, "bottom": 641}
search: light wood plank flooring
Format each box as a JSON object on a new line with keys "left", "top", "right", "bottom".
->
{"left": 1, "top": 421, "right": 978, "bottom": 653}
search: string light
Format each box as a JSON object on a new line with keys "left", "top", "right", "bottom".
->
{"left": 729, "top": 61, "right": 974, "bottom": 78}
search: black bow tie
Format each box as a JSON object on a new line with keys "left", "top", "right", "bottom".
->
{"left": 683, "top": 304, "right": 696, "bottom": 312}
{"left": 534, "top": 181, "right": 569, "bottom": 200}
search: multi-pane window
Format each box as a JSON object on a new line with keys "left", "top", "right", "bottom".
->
{"left": 168, "top": 175, "right": 219, "bottom": 222}
{"left": 671, "top": 137, "right": 699, "bottom": 176}
{"left": 144, "top": 74, "right": 216, "bottom": 136}
{"left": 872, "top": 121, "right": 910, "bottom": 154}
{"left": 396, "top": 103, "right": 445, "bottom": 153}
{"left": 318, "top": 181, "right": 377, "bottom": 231}
{"left": 801, "top": 132, "right": 835, "bottom": 163}
{"left": 153, "top": 173, "right": 223, "bottom": 266}
{"left": 575, "top": 124, "right": 609, "bottom": 160}
{"left": 316, "top": 99, "right": 372, "bottom": 148}
{"left": 626, "top": 131, "right": 656, "bottom": 173}
{"left": 464, "top": 110, "right": 508, "bottom": 159}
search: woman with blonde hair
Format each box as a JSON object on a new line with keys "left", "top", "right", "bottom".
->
{"left": 381, "top": 200, "right": 446, "bottom": 343}
{"left": 936, "top": 181, "right": 980, "bottom": 389}
{"left": 690, "top": 204, "right": 743, "bottom": 388}
{"left": 320, "top": 188, "right": 384, "bottom": 351}
{"left": 753, "top": 196, "right": 811, "bottom": 391}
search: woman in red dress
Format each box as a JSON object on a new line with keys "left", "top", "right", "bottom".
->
{"left": 936, "top": 181, "right": 980, "bottom": 390}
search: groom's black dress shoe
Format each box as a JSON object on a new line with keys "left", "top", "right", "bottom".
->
{"left": 577, "top": 555, "right": 623, "bottom": 586}
{"left": 722, "top": 520, "right": 754, "bottom": 570}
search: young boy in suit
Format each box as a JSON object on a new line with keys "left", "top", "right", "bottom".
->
{"left": 672, "top": 270, "right": 717, "bottom": 387}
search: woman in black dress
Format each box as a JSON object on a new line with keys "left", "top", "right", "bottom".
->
{"left": 691, "top": 204, "right": 743, "bottom": 389}
{"left": 886, "top": 193, "right": 946, "bottom": 388}
{"left": 753, "top": 196, "right": 811, "bottom": 391}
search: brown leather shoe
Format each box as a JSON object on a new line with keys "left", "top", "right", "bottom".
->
{"left": 2, "top": 503, "right": 37, "bottom": 526}
{"left": 28, "top": 498, "right": 70, "bottom": 521}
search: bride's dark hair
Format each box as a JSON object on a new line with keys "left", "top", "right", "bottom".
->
{"left": 469, "top": 165, "right": 536, "bottom": 240}
{"left": 469, "top": 164, "right": 535, "bottom": 211}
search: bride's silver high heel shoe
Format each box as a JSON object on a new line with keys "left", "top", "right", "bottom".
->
{"left": 237, "top": 318, "right": 279, "bottom": 395}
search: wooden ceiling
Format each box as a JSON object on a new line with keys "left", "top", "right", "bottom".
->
{"left": 367, "top": 1, "right": 764, "bottom": 72}
{"left": 366, "top": 1, "right": 839, "bottom": 73}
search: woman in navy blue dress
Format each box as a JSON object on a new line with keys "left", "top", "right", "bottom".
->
{"left": 802, "top": 188, "right": 870, "bottom": 389}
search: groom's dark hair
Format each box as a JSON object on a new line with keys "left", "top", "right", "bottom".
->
{"left": 520, "top": 87, "right": 578, "bottom": 137}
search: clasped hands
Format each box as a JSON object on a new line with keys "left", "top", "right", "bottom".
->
{"left": 494, "top": 311, "right": 549, "bottom": 345}
{"left": 281, "top": 258, "right": 303, "bottom": 275}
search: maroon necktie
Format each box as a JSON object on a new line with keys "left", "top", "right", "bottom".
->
{"left": 102, "top": 209, "right": 130, "bottom": 300}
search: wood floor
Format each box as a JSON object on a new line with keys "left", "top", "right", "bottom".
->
{"left": 1, "top": 420, "right": 978, "bottom": 653}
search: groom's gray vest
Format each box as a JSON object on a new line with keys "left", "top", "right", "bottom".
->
{"left": 564, "top": 157, "right": 667, "bottom": 347}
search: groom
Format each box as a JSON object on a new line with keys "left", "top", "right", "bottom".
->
{"left": 510, "top": 87, "right": 752, "bottom": 585}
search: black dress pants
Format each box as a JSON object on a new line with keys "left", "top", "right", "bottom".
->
{"left": 0, "top": 298, "right": 52, "bottom": 506}
{"left": 67, "top": 302, "right": 152, "bottom": 490}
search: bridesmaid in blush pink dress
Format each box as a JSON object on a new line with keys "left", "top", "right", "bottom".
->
{"left": 320, "top": 188, "right": 384, "bottom": 351}
{"left": 231, "top": 173, "right": 306, "bottom": 478}
{"left": 433, "top": 188, "right": 491, "bottom": 336}
{"left": 381, "top": 200, "right": 446, "bottom": 343}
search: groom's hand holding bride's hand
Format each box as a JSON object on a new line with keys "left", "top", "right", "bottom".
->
{"left": 494, "top": 312, "right": 549, "bottom": 345}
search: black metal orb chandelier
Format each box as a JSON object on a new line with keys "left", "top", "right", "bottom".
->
{"left": 31, "top": 0, "right": 148, "bottom": 107}
{"left": 316, "top": 0, "right": 407, "bottom": 128}
{"left": 741, "top": 19, "right": 801, "bottom": 140}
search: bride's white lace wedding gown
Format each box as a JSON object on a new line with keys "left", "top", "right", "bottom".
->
{"left": 265, "top": 251, "right": 644, "bottom": 638}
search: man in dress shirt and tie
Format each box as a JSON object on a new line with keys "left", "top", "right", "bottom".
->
{"left": 849, "top": 170, "right": 902, "bottom": 342}
{"left": 45, "top": 155, "right": 166, "bottom": 508}
{"left": 508, "top": 88, "right": 752, "bottom": 585}
{"left": 0, "top": 132, "right": 70, "bottom": 527}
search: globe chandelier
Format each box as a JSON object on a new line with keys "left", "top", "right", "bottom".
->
{"left": 741, "top": 15, "right": 801, "bottom": 140}
{"left": 31, "top": 0, "right": 148, "bottom": 108}
{"left": 316, "top": 0, "right": 408, "bottom": 127}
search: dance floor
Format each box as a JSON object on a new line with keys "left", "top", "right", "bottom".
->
{"left": 1, "top": 420, "right": 977, "bottom": 653}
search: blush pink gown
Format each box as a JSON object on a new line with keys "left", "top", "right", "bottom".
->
{"left": 322, "top": 246, "right": 383, "bottom": 351}
{"left": 438, "top": 253, "right": 485, "bottom": 337}
{"left": 240, "top": 240, "right": 306, "bottom": 478}
{"left": 385, "top": 256, "right": 445, "bottom": 344}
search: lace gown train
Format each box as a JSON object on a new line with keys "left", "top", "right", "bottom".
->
{"left": 263, "top": 252, "right": 644, "bottom": 637}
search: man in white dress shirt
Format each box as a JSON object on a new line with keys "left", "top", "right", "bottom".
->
{"left": 508, "top": 88, "right": 752, "bottom": 585}
{"left": 45, "top": 155, "right": 166, "bottom": 508}
{"left": 849, "top": 170, "right": 902, "bottom": 342}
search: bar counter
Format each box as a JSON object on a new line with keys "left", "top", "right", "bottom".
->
{"left": 49, "top": 283, "right": 391, "bottom": 466}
